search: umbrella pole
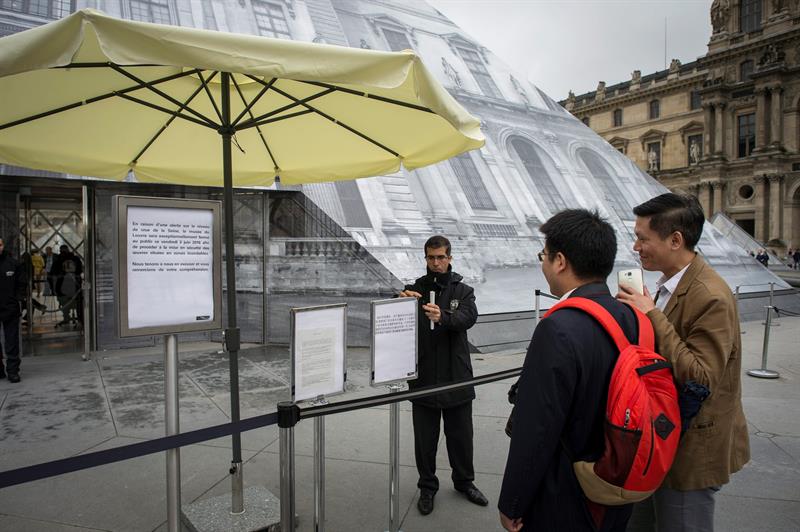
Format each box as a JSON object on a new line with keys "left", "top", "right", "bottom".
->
{"left": 221, "top": 71, "right": 245, "bottom": 514}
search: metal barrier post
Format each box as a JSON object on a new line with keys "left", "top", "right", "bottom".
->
{"left": 313, "top": 397, "right": 328, "bottom": 532}
{"left": 279, "top": 402, "right": 298, "bottom": 532}
{"left": 534, "top": 289, "right": 541, "bottom": 326}
{"left": 748, "top": 306, "right": 780, "bottom": 379}
{"left": 734, "top": 285, "right": 740, "bottom": 302}
{"left": 387, "top": 384, "right": 402, "bottom": 532}
{"left": 164, "top": 334, "right": 181, "bottom": 532}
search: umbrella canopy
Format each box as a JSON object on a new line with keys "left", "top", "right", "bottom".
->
{"left": 0, "top": 8, "right": 484, "bottom": 185}
{"left": 0, "top": 9, "right": 484, "bottom": 513}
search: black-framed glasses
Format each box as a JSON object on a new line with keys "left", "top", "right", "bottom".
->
{"left": 537, "top": 250, "right": 551, "bottom": 262}
{"left": 425, "top": 254, "right": 450, "bottom": 262}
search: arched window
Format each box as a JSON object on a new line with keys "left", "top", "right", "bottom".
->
{"left": 510, "top": 138, "right": 566, "bottom": 214}
{"left": 649, "top": 100, "right": 660, "bottom": 120}
{"left": 578, "top": 149, "right": 633, "bottom": 220}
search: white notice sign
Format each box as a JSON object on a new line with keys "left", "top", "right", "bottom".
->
{"left": 292, "top": 305, "right": 346, "bottom": 402}
{"left": 127, "top": 206, "right": 215, "bottom": 329}
{"left": 371, "top": 297, "right": 417, "bottom": 385}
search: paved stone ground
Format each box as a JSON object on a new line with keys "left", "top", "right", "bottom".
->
{"left": 0, "top": 316, "right": 798, "bottom": 531}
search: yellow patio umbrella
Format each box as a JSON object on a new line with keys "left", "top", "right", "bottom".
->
{"left": 0, "top": 7, "right": 484, "bottom": 516}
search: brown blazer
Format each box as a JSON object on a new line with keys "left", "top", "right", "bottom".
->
{"left": 646, "top": 254, "right": 750, "bottom": 490}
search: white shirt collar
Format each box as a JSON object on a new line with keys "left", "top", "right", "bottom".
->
{"left": 654, "top": 262, "right": 691, "bottom": 309}
{"left": 559, "top": 287, "right": 577, "bottom": 301}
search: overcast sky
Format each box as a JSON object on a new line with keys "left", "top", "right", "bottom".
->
{"left": 428, "top": 0, "right": 713, "bottom": 100}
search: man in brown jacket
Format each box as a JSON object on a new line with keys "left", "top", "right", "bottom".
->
{"left": 618, "top": 193, "right": 750, "bottom": 531}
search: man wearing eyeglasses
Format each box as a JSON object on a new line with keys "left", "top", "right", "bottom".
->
{"left": 398, "top": 234, "right": 486, "bottom": 516}
{"left": 499, "top": 210, "right": 636, "bottom": 532}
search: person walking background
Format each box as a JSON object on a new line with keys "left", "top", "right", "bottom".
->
{"left": 0, "top": 237, "right": 26, "bottom": 383}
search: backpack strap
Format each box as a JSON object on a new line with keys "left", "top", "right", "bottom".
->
{"left": 544, "top": 297, "right": 651, "bottom": 351}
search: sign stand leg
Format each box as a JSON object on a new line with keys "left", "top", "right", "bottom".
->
{"left": 386, "top": 384, "right": 403, "bottom": 532}
{"left": 165, "top": 333, "right": 181, "bottom": 532}
{"left": 312, "top": 395, "right": 328, "bottom": 532}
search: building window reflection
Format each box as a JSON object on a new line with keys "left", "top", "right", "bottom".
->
{"left": 737, "top": 113, "right": 756, "bottom": 157}
{"left": 456, "top": 46, "right": 501, "bottom": 98}
{"left": 450, "top": 153, "right": 495, "bottom": 210}
{"left": 253, "top": 0, "right": 291, "bottom": 39}
{"left": 1, "top": 0, "right": 72, "bottom": 19}
{"left": 382, "top": 28, "right": 412, "bottom": 51}
{"left": 578, "top": 149, "right": 633, "bottom": 221}
{"left": 649, "top": 100, "right": 660, "bottom": 120}
{"left": 740, "top": 0, "right": 762, "bottom": 34}
{"left": 129, "top": 0, "right": 171, "bottom": 24}
{"left": 613, "top": 108, "right": 623, "bottom": 127}
{"left": 510, "top": 138, "right": 566, "bottom": 214}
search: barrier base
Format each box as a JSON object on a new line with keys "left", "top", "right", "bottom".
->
{"left": 747, "top": 369, "right": 780, "bottom": 379}
{"left": 182, "top": 485, "right": 281, "bottom": 532}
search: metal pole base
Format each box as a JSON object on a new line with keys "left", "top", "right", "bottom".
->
{"left": 747, "top": 369, "right": 780, "bottom": 379}
{"left": 230, "top": 461, "right": 244, "bottom": 515}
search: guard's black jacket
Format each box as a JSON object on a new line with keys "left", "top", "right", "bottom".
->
{"left": 498, "top": 283, "right": 638, "bottom": 531}
{"left": 0, "top": 250, "right": 25, "bottom": 321}
{"left": 404, "top": 266, "right": 477, "bottom": 408}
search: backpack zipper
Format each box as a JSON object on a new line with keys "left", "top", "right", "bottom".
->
{"left": 642, "top": 419, "right": 655, "bottom": 476}
{"left": 623, "top": 408, "right": 631, "bottom": 428}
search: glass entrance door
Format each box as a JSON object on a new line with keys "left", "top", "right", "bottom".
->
{"left": 19, "top": 194, "right": 85, "bottom": 355}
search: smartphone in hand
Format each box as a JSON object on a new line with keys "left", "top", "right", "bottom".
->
{"left": 618, "top": 268, "right": 644, "bottom": 295}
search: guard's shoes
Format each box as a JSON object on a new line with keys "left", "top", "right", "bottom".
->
{"left": 8, "top": 373, "right": 20, "bottom": 383}
{"left": 417, "top": 490, "right": 435, "bottom": 515}
{"left": 457, "top": 484, "right": 488, "bottom": 507}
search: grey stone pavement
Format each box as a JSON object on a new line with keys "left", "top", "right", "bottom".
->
{"left": 0, "top": 316, "right": 798, "bottom": 531}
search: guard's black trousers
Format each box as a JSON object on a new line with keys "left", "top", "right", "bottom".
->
{"left": 412, "top": 401, "right": 475, "bottom": 493}
{"left": 0, "top": 315, "right": 20, "bottom": 375}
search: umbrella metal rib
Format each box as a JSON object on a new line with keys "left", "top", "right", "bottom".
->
{"left": 130, "top": 73, "right": 216, "bottom": 166}
{"left": 231, "top": 76, "right": 279, "bottom": 171}
{"left": 234, "top": 86, "right": 335, "bottom": 131}
{"left": 3, "top": 62, "right": 440, "bottom": 166}
{"left": 109, "top": 63, "right": 219, "bottom": 128}
{"left": 0, "top": 65, "right": 209, "bottom": 131}
{"left": 253, "top": 76, "right": 400, "bottom": 158}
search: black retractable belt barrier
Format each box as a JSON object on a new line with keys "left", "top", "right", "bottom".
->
{"left": 0, "top": 367, "right": 523, "bottom": 491}
{"left": 0, "top": 412, "right": 278, "bottom": 490}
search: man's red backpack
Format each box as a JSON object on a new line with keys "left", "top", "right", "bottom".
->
{"left": 544, "top": 297, "right": 680, "bottom": 505}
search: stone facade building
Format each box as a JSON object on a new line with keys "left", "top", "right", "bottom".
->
{"left": 564, "top": 0, "right": 800, "bottom": 252}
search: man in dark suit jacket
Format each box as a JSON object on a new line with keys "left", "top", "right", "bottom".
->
{"left": 499, "top": 209, "right": 637, "bottom": 532}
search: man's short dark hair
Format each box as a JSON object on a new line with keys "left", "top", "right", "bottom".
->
{"left": 633, "top": 193, "right": 705, "bottom": 250}
{"left": 424, "top": 235, "right": 451, "bottom": 256}
{"left": 540, "top": 209, "right": 616, "bottom": 279}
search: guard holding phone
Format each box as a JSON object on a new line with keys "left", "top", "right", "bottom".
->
{"left": 398, "top": 234, "right": 486, "bottom": 516}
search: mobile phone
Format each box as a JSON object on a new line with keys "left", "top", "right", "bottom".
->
{"left": 618, "top": 268, "right": 644, "bottom": 295}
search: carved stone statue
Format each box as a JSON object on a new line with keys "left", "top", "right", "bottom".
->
{"left": 509, "top": 75, "right": 530, "bottom": 105}
{"left": 759, "top": 44, "right": 785, "bottom": 66}
{"left": 771, "top": 0, "right": 786, "bottom": 13}
{"left": 710, "top": 0, "right": 730, "bottom": 34}
{"left": 670, "top": 59, "right": 682, "bottom": 73}
{"left": 631, "top": 70, "right": 641, "bottom": 83}
{"left": 596, "top": 81, "right": 606, "bottom": 102}
{"left": 648, "top": 149, "right": 659, "bottom": 172}
{"left": 441, "top": 57, "right": 461, "bottom": 87}
{"left": 690, "top": 140, "right": 701, "bottom": 165}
